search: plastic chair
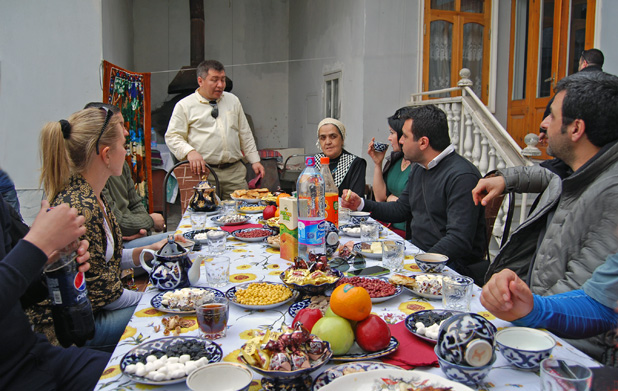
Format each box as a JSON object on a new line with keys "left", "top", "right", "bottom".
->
{"left": 162, "top": 160, "right": 221, "bottom": 228}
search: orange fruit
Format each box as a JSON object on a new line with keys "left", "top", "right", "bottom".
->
{"left": 330, "top": 284, "right": 372, "bottom": 321}
{"left": 276, "top": 193, "right": 291, "bottom": 207}
{"left": 275, "top": 208, "right": 280, "bottom": 217}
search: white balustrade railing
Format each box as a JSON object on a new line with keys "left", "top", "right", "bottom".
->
{"left": 407, "top": 69, "right": 537, "bottom": 252}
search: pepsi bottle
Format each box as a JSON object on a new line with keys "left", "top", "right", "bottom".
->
{"left": 44, "top": 244, "right": 95, "bottom": 347}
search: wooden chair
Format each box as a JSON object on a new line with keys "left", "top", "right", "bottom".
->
{"left": 162, "top": 160, "right": 220, "bottom": 227}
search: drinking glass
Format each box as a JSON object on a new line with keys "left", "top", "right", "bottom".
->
{"left": 360, "top": 221, "right": 379, "bottom": 242}
{"left": 442, "top": 275, "right": 474, "bottom": 311}
{"left": 190, "top": 209, "right": 208, "bottom": 230}
{"left": 339, "top": 208, "right": 351, "bottom": 225}
{"left": 195, "top": 296, "right": 229, "bottom": 339}
{"left": 206, "top": 230, "right": 227, "bottom": 255}
{"left": 382, "top": 240, "right": 404, "bottom": 272}
{"left": 221, "top": 200, "right": 236, "bottom": 215}
{"left": 204, "top": 256, "right": 230, "bottom": 288}
{"left": 540, "top": 358, "right": 592, "bottom": 391}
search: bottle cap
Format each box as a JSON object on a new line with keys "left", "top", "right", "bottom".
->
{"left": 320, "top": 157, "right": 329, "bottom": 164}
{"left": 305, "top": 156, "right": 316, "bottom": 166}
{"left": 464, "top": 339, "right": 493, "bottom": 367}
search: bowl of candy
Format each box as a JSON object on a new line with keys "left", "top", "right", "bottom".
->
{"left": 238, "top": 324, "right": 332, "bottom": 381}
{"left": 280, "top": 254, "right": 343, "bottom": 296}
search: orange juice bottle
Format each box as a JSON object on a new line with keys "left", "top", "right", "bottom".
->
{"left": 320, "top": 157, "right": 339, "bottom": 228}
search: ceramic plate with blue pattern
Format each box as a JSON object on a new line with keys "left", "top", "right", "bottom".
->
{"left": 404, "top": 309, "right": 463, "bottom": 343}
{"left": 331, "top": 336, "right": 399, "bottom": 361}
{"left": 312, "top": 361, "right": 401, "bottom": 390}
{"left": 150, "top": 287, "right": 225, "bottom": 314}
{"left": 288, "top": 298, "right": 312, "bottom": 318}
{"left": 226, "top": 282, "right": 299, "bottom": 310}
{"left": 120, "top": 336, "right": 222, "bottom": 385}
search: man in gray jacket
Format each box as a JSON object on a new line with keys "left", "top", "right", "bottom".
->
{"left": 472, "top": 71, "right": 618, "bottom": 363}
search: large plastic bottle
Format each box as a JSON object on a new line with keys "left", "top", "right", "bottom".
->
{"left": 297, "top": 156, "right": 326, "bottom": 261}
{"left": 44, "top": 241, "right": 96, "bottom": 347}
{"left": 319, "top": 157, "right": 339, "bottom": 228}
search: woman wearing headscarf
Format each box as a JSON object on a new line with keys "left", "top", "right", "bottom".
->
{"left": 315, "top": 118, "right": 366, "bottom": 197}
{"left": 367, "top": 107, "right": 413, "bottom": 238}
{"left": 29, "top": 107, "right": 171, "bottom": 351}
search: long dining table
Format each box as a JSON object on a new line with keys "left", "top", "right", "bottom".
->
{"left": 94, "top": 210, "right": 600, "bottom": 391}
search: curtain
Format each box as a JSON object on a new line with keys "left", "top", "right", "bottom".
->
{"left": 462, "top": 22, "right": 484, "bottom": 98}
{"left": 429, "top": 20, "right": 453, "bottom": 97}
{"left": 102, "top": 61, "right": 153, "bottom": 211}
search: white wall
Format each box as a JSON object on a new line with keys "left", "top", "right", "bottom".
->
{"left": 0, "top": 0, "right": 105, "bottom": 220}
{"left": 597, "top": 0, "right": 618, "bottom": 77}
{"left": 133, "top": 0, "right": 290, "bottom": 149}
{"left": 102, "top": 0, "right": 134, "bottom": 70}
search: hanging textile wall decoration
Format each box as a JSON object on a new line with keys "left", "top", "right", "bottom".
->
{"left": 102, "top": 60, "right": 153, "bottom": 211}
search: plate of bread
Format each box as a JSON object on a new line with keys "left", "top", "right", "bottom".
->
{"left": 231, "top": 188, "right": 272, "bottom": 203}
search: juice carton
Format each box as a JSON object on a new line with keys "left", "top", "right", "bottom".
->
{"left": 279, "top": 197, "right": 298, "bottom": 261}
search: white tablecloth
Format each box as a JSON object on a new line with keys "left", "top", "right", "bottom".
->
{"left": 94, "top": 213, "right": 600, "bottom": 390}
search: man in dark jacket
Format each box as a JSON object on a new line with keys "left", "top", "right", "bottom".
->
{"left": 0, "top": 196, "right": 109, "bottom": 390}
{"left": 342, "top": 105, "right": 486, "bottom": 283}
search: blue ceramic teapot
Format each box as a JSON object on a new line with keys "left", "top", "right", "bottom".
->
{"left": 139, "top": 235, "right": 200, "bottom": 290}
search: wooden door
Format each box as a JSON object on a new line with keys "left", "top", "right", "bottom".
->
{"left": 423, "top": 0, "right": 492, "bottom": 103}
{"left": 507, "top": 0, "right": 596, "bottom": 156}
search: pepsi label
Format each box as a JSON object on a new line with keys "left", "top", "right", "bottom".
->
{"left": 45, "top": 255, "right": 89, "bottom": 307}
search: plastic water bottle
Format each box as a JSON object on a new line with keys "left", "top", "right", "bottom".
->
{"left": 297, "top": 156, "right": 326, "bottom": 261}
{"left": 319, "top": 157, "right": 339, "bottom": 228}
{"left": 44, "top": 241, "right": 95, "bottom": 347}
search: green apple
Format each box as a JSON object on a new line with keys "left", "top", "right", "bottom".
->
{"left": 311, "top": 315, "right": 355, "bottom": 355}
{"left": 324, "top": 306, "right": 357, "bottom": 329}
{"left": 324, "top": 306, "right": 337, "bottom": 317}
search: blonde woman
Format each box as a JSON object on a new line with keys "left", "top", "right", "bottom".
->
{"left": 30, "top": 106, "right": 168, "bottom": 351}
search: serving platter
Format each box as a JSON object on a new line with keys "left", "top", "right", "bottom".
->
{"left": 312, "top": 361, "right": 402, "bottom": 390}
{"left": 150, "top": 287, "right": 224, "bottom": 314}
{"left": 235, "top": 201, "right": 266, "bottom": 213}
{"left": 331, "top": 336, "right": 399, "bottom": 362}
{"left": 335, "top": 276, "right": 402, "bottom": 303}
{"left": 210, "top": 214, "right": 250, "bottom": 226}
{"left": 339, "top": 224, "right": 383, "bottom": 238}
{"left": 230, "top": 195, "right": 262, "bottom": 204}
{"left": 230, "top": 227, "right": 277, "bottom": 242}
{"left": 183, "top": 229, "right": 216, "bottom": 245}
{"left": 318, "top": 368, "right": 473, "bottom": 391}
{"left": 226, "top": 282, "right": 298, "bottom": 310}
{"left": 404, "top": 285, "right": 442, "bottom": 300}
{"left": 120, "top": 336, "right": 222, "bottom": 385}
{"left": 403, "top": 273, "right": 443, "bottom": 299}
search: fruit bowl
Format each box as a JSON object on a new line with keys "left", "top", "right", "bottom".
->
{"left": 239, "top": 341, "right": 332, "bottom": 379}
{"left": 280, "top": 268, "right": 343, "bottom": 296}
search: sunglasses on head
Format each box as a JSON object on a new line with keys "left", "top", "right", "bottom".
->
{"left": 209, "top": 101, "right": 219, "bottom": 119}
{"left": 95, "top": 107, "right": 114, "bottom": 155}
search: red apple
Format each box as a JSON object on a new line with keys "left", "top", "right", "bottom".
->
{"left": 263, "top": 205, "right": 277, "bottom": 220}
{"left": 355, "top": 314, "right": 391, "bottom": 352}
{"left": 292, "top": 308, "right": 323, "bottom": 333}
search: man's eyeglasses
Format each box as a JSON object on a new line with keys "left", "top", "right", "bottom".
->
{"left": 95, "top": 107, "right": 113, "bottom": 155}
{"left": 209, "top": 101, "right": 219, "bottom": 119}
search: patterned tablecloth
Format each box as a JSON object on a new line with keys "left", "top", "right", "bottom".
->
{"left": 95, "top": 212, "right": 599, "bottom": 391}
